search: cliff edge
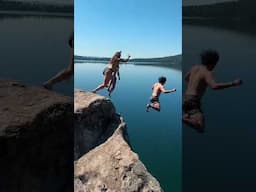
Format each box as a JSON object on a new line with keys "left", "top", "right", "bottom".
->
{"left": 0, "top": 80, "right": 73, "bottom": 192}
{"left": 74, "top": 89, "right": 163, "bottom": 192}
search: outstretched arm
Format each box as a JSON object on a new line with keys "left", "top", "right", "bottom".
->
{"left": 160, "top": 86, "right": 176, "bottom": 93}
{"left": 205, "top": 71, "right": 242, "bottom": 90}
{"left": 120, "top": 54, "right": 131, "bottom": 63}
{"left": 43, "top": 48, "right": 74, "bottom": 89}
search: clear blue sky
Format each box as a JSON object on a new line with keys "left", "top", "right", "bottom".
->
{"left": 75, "top": 0, "right": 181, "bottom": 58}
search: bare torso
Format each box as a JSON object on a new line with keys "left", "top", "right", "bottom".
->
{"left": 152, "top": 83, "right": 164, "bottom": 97}
{"left": 185, "top": 65, "right": 209, "bottom": 98}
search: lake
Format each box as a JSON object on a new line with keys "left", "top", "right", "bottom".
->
{"left": 75, "top": 63, "right": 182, "bottom": 192}
{"left": 183, "top": 23, "right": 256, "bottom": 191}
{"left": 0, "top": 15, "right": 73, "bottom": 96}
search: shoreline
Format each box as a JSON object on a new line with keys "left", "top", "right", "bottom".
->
{"left": 183, "top": 16, "right": 240, "bottom": 20}
{"left": 0, "top": 10, "right": 73, "bottom": 17}
{"left": 74, "top": 61, "right": 181, "bottom": 71}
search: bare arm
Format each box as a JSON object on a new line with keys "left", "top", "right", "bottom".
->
{"left": 205, "top": 72, "right": 242, "bottom": 90}
{"left": 160, "top": 86, "right": 176, "bottom": 93}
{"left": 120, "top": 54, "right": 131, "bottom": 63}
{"left": 43, "top": 48, "right": 73, "bottom": 89}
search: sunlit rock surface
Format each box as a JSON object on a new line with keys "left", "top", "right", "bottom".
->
{"left": 74, "top": 89, "right": 163, "bottom": 192}
{"left": 0, "top": 80, "right": 73, "bottom": 192}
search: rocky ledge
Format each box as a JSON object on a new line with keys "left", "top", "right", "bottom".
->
{"left": 0, "top": 80, "right": 73, "bottom": 192}
{"left": 74, "top": 89, "right": 163, "bottom": 192}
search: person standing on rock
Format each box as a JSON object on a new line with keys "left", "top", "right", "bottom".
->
{"left": 92, "top": 51, "right": 130, "bottom": 95}
{"left": 146, "top": 76, "right": 176, "bottom": 112}
{"left": 182, "top": 49, "right": 242, "bottom": 133}
{"left": 43, "top": 33, "right": 74, "bottom": 90}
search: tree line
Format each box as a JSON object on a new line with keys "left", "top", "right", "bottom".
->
{"left": 0, "top": 0, "right": 73, "bottom": 13}
{"left": 183, "top": 0, "right": 256, "bottom": 21}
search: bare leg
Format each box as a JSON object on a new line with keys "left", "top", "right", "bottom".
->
{"left": 107, "top": 74, "right": 114, "bottom": 92}
{"left": 43, "top": 48, "right": 74, "bottom": 90}
{"left": 108, "top": 76, "right": 117, "bottom": 97}
{"left": 107, "top": 73, "right": 114, "bottom": 92}
{"left": 92, "top": 70, "right": 112, "bottom": 93}
{"left": 107, "top": 79, "right": 112, "bottom": 92}
{"left": 147, "top": 102, "right": 160, "bottom": 112}
{"left": 146, "top": 104, "right": 150, "bottom": 112}
{"left": 183, "top": 113, "right": 204, "bottom": 133}
{"left": 92, "top": 83, "right": 107, "bottom": 93}
{"left": 43, "top": 68, "right": 73, "bottom": 90}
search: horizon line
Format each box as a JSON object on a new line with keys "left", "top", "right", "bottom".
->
{"left": 74, "top": 54, "right": 182, "bottom": 60}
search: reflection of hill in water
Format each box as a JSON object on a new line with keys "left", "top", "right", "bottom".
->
{"left": 183, "top": 0, "right": 256, "bottom": 20}
{"left": 183, "top": 0, "right": 256, "bottom": 35}
{"left": 0, "top": 11, "right": 72, "bottom": 20}
{"left": 183, "top": 18, "right": 256, "bottom": 36}
{"left": 0, "top": 0, "right": 73, "bottom": 19}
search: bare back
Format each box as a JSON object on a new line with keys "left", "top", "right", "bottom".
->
{"left": 108, "top": 56, "right": 120, "bottom": 72}
{"left": 185, "top": 65, "right": 209, "bottom": 98}
{"left": 152, "top": 83, "right": 164, "bottom": 97}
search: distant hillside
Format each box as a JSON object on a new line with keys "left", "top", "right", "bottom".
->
{"left": 183, "top": 0, "right": 256, "bottom": 22}
{"left": 131, "top": 55, "right": 181, "bottom": 63}
{"left": 75, "top": 55, "right": 181, "bottom": 63}
{"left": 75, "top": 55, "right": 182, "bottom": 70}
{"left": 0, "top": 0, "right": 73, "bottom": 13}
{"left": 75, "top": 56, "right": 110, "bottom": 62}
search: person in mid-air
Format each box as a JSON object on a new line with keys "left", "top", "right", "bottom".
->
{"left": 43, "top": 33, "right": 74, "bottom": 90}
{"left": 183, "top": 49, "right": 242, "bottom": 133}
{"left": 146, "top": 76, "right": 176, "bottom": 112}
{"left": 92, "top": 51, "right": 130, "bottom": 94}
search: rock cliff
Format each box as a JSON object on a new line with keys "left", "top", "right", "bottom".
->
{"left": 0, "top": 80, "right": 73, "bottom": 192}
{"left": 74, "top": 89, "right": 163, "bottom": 192}
{"left": 0, "top": 81, "right": 163, "bottom": 192}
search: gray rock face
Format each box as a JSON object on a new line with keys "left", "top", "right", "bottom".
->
{"left": 0, "top": 80, "right": 73, "bottom": 192}
{"left": 74, "top": 89, "right": 163, "bottom": 192}
{"left": 74, "top": 89, "right": 122, "bottom": 160}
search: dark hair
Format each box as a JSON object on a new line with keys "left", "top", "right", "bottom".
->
{"left": 158, "top": 76, "right": 167, "bottom": 84}
{"left": 200, "top": 50, "right": 219, "bottom": 65}
{"left": 68, "top": 33, "right": 74, "bottom": 48}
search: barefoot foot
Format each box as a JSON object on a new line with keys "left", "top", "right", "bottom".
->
{"left": 146, "top": 104, "right": 150, "bottom": 112}
{"left": 43, "top": 82, "right": 52, "bottom": 90}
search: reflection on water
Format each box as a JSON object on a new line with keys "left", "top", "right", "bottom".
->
{"left": 183, "top": 24, "right": 256, "bottom": 191}
{"left": 0, "top": 15, "right": 73, "bottom": 95}
{"left": 75, "top": 63, "right": 182, "bottom": 192}
{"left": 183, "top": 18, "right": 256, "bottom": 37}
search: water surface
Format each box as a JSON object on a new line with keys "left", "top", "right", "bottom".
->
{"left": 75, "top": 63, "right": 182, "bottom": 192}
{"left": 0, "top": 15, "right": 73, "bottom": 95}
{"left": 183, "top": 24, "right": 256, "bottom": 191}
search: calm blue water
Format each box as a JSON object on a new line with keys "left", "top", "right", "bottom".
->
{"left": 183, "top": 24, "right": 256, "bottom": 190}
{"left": 75, "top": 63, "right": 182, "bottom": 192}
{"left": 0, "top": 16, "right": 73, "bottom": 96}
